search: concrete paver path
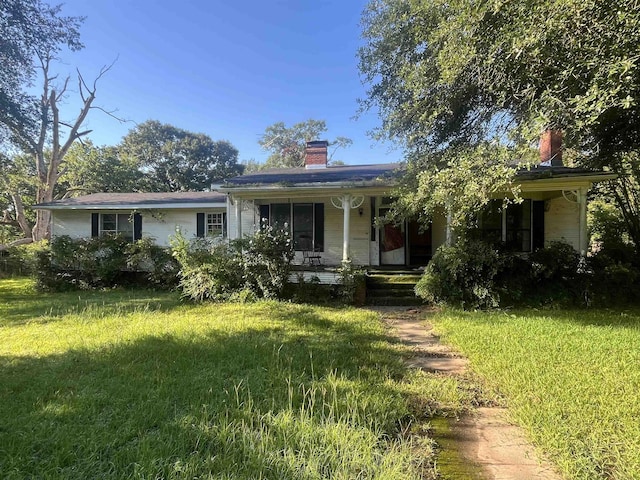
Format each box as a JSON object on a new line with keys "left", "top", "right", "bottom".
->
{"left": 376, "top": 307, "right": 561, "bottom": 480}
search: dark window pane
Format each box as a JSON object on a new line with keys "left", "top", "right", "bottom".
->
{"left": 271, "top": 204, "right": 290, "bottom": 231}
{"left": 293, "top": 204, "right": 313, "bottom": 251}
{"left": 101, "top": 214, "right": 117, "bottom": 231}
{"left": 478, "top": 200, "right": 502, "bottom": 244}
{"left": 505, "top": 200, "right": 531, "bottom": 252}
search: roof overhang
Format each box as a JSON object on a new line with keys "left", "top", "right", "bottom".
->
{"left": 34, "top": 202, "right": 228, "bottom": 211}
{"left": 214, "top": 181, "right": 396, "bottom": 199}
{"left": 516, "top": 173, "right": 617, "bottom": 192}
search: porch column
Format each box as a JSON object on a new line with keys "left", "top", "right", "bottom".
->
{"left": 343, "top": 195, "right": 351, "bottom": 262}
{"left": 235, "top": 198, "right": 242, "bottom": 239}
{"left": 331, "top": 194, "right": 365, "bottom": 263}
{"left": 578, "top": 187, "right": 588, "bottom": 256}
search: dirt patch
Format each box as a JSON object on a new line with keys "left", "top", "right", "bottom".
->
{"left": 374, "top": 307, "right": 561, "bottom": 480}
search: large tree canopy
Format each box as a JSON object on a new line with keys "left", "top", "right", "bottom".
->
{"left": 121, "top": 120, "right": 243, "bottom": 192}
{"left": 259, "top": 120, "right": 352, "bottom": 168}
{"left": 359, "top": 0, "right": 640, "bottom": 239}
{"left": 0, "top": 0, "right": 83, "bottom": 146}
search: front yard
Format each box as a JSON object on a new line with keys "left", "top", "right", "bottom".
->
{"left": 433, "top": 309, "right": 640, "bottom": 480}
{"left": 0, "top": 278, "right": 443, "bottom": 479}
{"left": 3, "top": 277, "right": 640, "bottom": 479}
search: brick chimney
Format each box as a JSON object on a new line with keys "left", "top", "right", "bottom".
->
{"left": 305, "top": 140, "right": 329, "bottom": 169}
{"left": 539, "top": 129, "right": 563, "bottom": 166}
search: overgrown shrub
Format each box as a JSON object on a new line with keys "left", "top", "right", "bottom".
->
{"left": 0, "top": 241, "right": 49, "bottom": 276}
{"left": 415, "top": 239, "right": 505, "bottom": 309}
{"left": 415, "top": 239, "right": 593, "bottom": 309}
{"left": 336, "top": 260, "right": 366, "bottom": 305}
{"left": 36, "top": 235, "right": 179, "bottom": 291}
{"left": 242, "top": 222, "right": 295, "bottom": 299}
{"left": 171, "top": 232, "right": 245, "bottom": 301}
{"left": 171, "top": 223, "right": 295, "bottom": 302}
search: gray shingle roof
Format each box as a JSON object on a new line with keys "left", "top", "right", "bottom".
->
{"left": 223, "top": 163, "right": 402, "bottom": 186}
{"left": 36, "top": 192, "right": 226, "bottom": 208}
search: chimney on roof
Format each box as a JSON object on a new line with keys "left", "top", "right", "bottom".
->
{"left": 539, "top": 129, "right": 563, "bottom": 166}
{"left": 305, "top": 140, "right": 329, "bottom": 169}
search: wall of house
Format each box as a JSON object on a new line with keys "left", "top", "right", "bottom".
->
{"left": 51, "top": 208, "right": 226, "bottom": 247}
{"left": 228, "top": 196, "right": 372, "bottom": 266}
{"left": 545, "top": 196, "right": 580, "bottom": 250}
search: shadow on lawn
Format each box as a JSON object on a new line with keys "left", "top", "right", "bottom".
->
{"left": 0, "top": 288, "right": 183, "bottom": 326}
{"left": 0, "top": 306, "right": 410, "bottom": 479}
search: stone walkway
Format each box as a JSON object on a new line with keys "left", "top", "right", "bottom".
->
{"left": 376, "top": 307, "right": 561, "bottom": 480}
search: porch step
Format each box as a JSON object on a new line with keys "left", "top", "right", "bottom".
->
{"left": 365, "top": 272, "right": 424, "bottom": 306}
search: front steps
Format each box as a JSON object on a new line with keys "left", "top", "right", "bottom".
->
{"left": 365, "top": 271, "right": 423, "bottom": 306}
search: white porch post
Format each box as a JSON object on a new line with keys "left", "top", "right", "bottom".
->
{"left": 578, "top": 187, "right": 588, "bottom": 256}
{"left": 343, "top": 194, "right": 351, "bottom": 262}
{"left": 235, "top": 198, "right": 242, "bottom": 239}
{"left": 331, "top": 194, "right": 364, "bottom": 263}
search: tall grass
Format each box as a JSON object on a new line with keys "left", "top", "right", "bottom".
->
{"left": 433, "top": 309, "right": 640, "bottom": 480}
{"left": 0, "top": 278, "right": 456, "bottom": 479}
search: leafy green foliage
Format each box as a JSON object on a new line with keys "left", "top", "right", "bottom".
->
{"left": 0, "top": 240, "right": 48, "bottom": 276}
{"left": 121, "top": 120, "right": 243, "bottom": 192}
{"left": 57, "top": 141, "right": 142, "bottom": 195}
{"left": 171, "top": 223, "right": 295, "bottom": 302}
{"left": 359, "top": 0, "right": 640, "bottom": 243}
{"left": 259, "top": 120, "right": 352, "bottom": 168}
{"left": 336, "top": 260, "right": 367, "bottom": 305}
{"left": 36, "top": 235, "right": 178, "bottom": 291}
{"left": 0, "top": 0, "right": 83, "bottom": 147}
{"left": 415, "top": 239, "right": 505, "bottom": 309}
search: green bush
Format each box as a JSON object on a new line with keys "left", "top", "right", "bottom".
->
{"left": 415, "top": 239, "right": 505, "bottom": 309}
{"left": 415, "top": 240, "right": 592, "bottom": 309}
{"left": 336, "top": 261, "right": 366, "bottom": 305}
{"left": 242, "top": 222, "right": 295, "bottom": 299}
{"left": 0, "top": 241, "right": 49, "bottom": 276}
{"left": 171, "top": 232, "right": 245, "bottom": 301}
{"left": 36, "top": 235, "right": 178, "bottom": 291}
{"left": 171, "top": 222, "right": 295, "bottom": 302}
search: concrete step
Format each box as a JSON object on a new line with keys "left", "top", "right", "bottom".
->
{"left": 365, "top": 296, "right": 424, "bottom": 306}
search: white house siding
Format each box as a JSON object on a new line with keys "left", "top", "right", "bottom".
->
{"left": 52, "top": 210, "right": 92, "bottom": 239}
{"left": 545, "top": 196, "right": 580, "bottom": 250}
{"left": 52, "top": 208, "right": 226, "bottom": 247}
{"left": 431, "top": 210, "right": 448, "bottom": 252}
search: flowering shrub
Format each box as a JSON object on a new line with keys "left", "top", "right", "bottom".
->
{"left": 171, "top": 221, "right": 294, "bottom": 302}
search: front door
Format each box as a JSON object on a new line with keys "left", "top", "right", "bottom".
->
{"left": 407, "top": 220, "right": 432, "bottom": 265}
{"left": 379, "top": 208, "right": 406, "bottom": 265}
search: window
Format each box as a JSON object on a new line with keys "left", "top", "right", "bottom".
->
{"left": 262, "top": 203, "right": 324, "bottom": 251}
{"left": 478, "top": 200, "right": 534, "bottom": 252}
{"left": 99, "top": 213, "right": 133, "bottom": 241}
{"left": 206, "top": 212, "right": 226, "bottom": 237}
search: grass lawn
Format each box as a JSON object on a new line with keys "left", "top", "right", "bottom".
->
{"left": 0, "top": 278, "right": 460, "bottom": 479}
{"left": 432, "top": 309, "right": 640, "bottom": 480}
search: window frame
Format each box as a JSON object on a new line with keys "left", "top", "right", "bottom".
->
{"left": 206, "top": 212, "right": 226, "bottom": 238}
{"left": 478, "top": 200, "right": 533, "bottom": 253}
{"left": 265, "top": 203, "right": 323, "bottom": 252}
{"left": 99, "top": 213, "right": 133, "bottom": 241}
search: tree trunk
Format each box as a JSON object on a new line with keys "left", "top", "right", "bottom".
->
{"left": 11, "top": 193, "right": 32, "bottom": 239}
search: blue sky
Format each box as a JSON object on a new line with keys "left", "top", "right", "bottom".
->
{"left": 51, "top": 0, "right": 401, "bottom": 165}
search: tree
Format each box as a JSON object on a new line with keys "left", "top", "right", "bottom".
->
{"left": 359, "top": 0, "right": 640, "bottom": 244}
{"left": 0, "top": 153, "right": 35, "bottom": 243}
{"left": 120, "top": 120, "right": 243, "bottom": 192}
{"left": 58, "top": 141, "right": 142, "bottom": 195}
{"left": 0, "top": 0, "right": 83, "bottom": 146}
{"left": 259, "top": 120, "right": 352, "bottom": 168}
{"left": 0, "top": 0, "right": 116, "bottom": 247}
